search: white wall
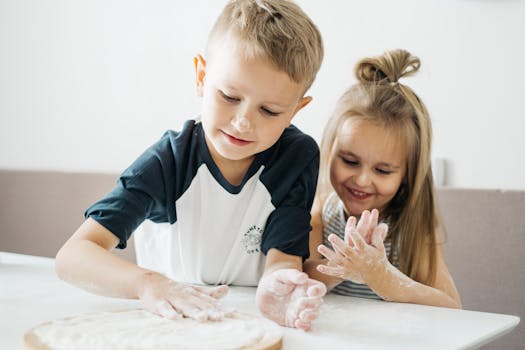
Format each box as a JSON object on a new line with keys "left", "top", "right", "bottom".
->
{"left": 1, "top": 0, "right": 524, "bottom": 189}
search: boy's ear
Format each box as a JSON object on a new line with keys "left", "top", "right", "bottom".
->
{"left": 290, "top": 96, "right": 313, "bottom": 120}
{"left": 194, "top": 54, "right": 207, "bottom": 97}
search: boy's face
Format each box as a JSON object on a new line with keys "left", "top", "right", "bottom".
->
{"left": 195, "top": 44, "right": 311, "bottom": 167}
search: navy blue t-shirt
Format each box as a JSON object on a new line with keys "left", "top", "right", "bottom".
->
{"left": 86, "top": 119, "right": 319, "bottom": 285}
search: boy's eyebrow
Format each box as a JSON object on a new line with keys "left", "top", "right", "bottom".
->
{"left": 339, "top": 150, "right": 401, "bottom": 170}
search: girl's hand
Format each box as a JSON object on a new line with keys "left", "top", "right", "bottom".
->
{"left": 137, "top": 271, "right": 230, "bottom": 321}
{"left": 317, "top": 209, "right": 389, "bottom": 284}
{"left": 345, "top": 209, "right": 385, "bottom": 247}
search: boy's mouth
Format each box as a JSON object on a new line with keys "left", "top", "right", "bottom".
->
{"left": 221, "top": 130, "right": 252, "bottom": 146}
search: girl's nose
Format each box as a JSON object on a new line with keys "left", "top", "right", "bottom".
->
{"left": 354, "top": 169, "right": 371, "bottom": 187}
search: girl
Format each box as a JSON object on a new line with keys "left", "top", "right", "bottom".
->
{"left": 303, "top": 49, "right": 461, "bottom": 308}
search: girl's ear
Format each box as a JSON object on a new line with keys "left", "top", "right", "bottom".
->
{"left": 194, "top": 54, "right": 207, "bottom": 97}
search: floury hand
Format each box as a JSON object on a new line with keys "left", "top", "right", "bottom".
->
{"left": 256, "top": 269, "right": 326, "bottom": 331}
{"left": 137, "top": 271, "right": 230, "bottom": 321}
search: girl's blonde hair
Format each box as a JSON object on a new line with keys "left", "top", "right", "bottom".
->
{"left": 206, "top": 0, "right": 323, "bottom": 92}
{"left": 318, "top": 49, "right": 439, "bottom": 286}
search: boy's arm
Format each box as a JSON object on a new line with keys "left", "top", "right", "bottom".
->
{"left": 55, "top": 217, "right": 148, "bottom": 298}
{"left": 302, "top": 197, "right": 343, "bottom": 290}
{"left": 56, "top": 218, "right": 229, "bottom": 321}
{"left": 256, "top": 248, "right": 326, "bottom": 331}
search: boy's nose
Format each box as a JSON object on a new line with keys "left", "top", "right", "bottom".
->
{"left": 231, "top": 114, "right": 252, "bottom": 133}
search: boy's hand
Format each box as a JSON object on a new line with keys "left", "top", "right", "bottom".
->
{"left": 137, "top": 271, "right": 229, "bottom": 322}
{"left": 256, "top": 269, "right": 326, "bottom": 331}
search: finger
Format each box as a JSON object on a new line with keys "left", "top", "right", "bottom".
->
{"left": 306, "top": 280, "right": 327, "bottom": 297}
{"left": 317, "top": 264, "right": 345, "bottom": 278}
{"left": 344, "top": 216, "right": 357, "bottom": 246}
{"left": 356, "top": 210, "right": 371, "bottom": 233}
{"left": 299, "top": 308, "right": 320, "bottom": 322}
{"left": 328, "top": 234, "right": 352, "bottom": 258}
{"left": 272, "top": 269, "right": 308, "bottom": 285}
{"left": 349, "top": 228, "right": 367, "bottom": 250}
{"left": 194, "top": 284, "right": 229, "bottom": 299}
{"left": 154, "top": 300, "right": 183, "bottom": 320}
{"left": 178, "top": 299, "right": 226, "bottom": 322}
{"left": 371, "top": 223, "right": 388, "bottom": 248}
{"left": 367, "top": 209, "right": 379, "bottom": 243}
{"left": 294, "top": 318, "right": 312, "bottom": 331}
{"left": 294, "top": 296, "right": 324, "bottom": 311}
{"left": 260, "top": 269, "right": 307, "bottom": 296}
{"left": 186, "top": 288, "right": 225, "bottom": 308}
{"left": 172, "top": 292, "right": 224, "bottom": 321}
{"left": 317, "top": 244, "right": 339, "bottom": 262}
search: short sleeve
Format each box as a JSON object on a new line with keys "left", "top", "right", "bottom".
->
{"left": 260, "top": 135, "right": 319, "bottom": 259}
{"left": 85, "top": 134, "right": 176, "bottom": 248}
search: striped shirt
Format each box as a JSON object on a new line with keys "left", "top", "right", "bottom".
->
{"left": 322, "top": 192, "right": 398, "bottom": 299}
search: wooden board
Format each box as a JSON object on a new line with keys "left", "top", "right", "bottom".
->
{"left": 24, "top": 309, "right": 282, "bottom": 350}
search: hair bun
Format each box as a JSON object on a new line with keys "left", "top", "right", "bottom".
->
{"left": 355, "top": 49, "right": 420, "bottom": 85}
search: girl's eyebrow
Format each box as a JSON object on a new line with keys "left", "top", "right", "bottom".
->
{"left": 339, "top": 150, "right": 359, "bottom": 158}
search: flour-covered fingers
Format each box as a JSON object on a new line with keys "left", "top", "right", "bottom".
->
{"left": 260, "top": 269, "right": 308, "bottom": 296}
{"left": 294, "top": 318, "right": 312, "bottom": 331}
{"left": 356, "top": 209, "right": 371, "bottom": 234}
{"left": 176, "top": 299, "right": 225, "bottom": 322}
{"left": 349, "top": 227, "right": 367, "bottom": 250}
{"left": 328, "top": 233, "right": 353, "bottom": 258}
{"left": 367, "top": 209, "right": 379, "bottom": 243}
{"left": 371, "top": 222, "right": 388, "bottom": 248}
{"left": 299, "top": 308, "right": 320, "bottom": 322}
{"left": 317, "top": 264, "right": 345, "bottom": 278}
{"left": 153, "top": 300, "right": 183, "bottom": 320}
{"left": 306, "top": 281, "right": 326, "bottom": 297}
{"left": 317, "top": 243, "right": 339, "bottom": 262}
{"left": 194, "top": 284, "right": 229, "bottom": 299}
{"left": 344, "top": 216, "right": 357, "bottom": 246}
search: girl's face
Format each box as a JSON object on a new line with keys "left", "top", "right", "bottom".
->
{"left": 330, "top": 118, "right": 408, "bottom": 218}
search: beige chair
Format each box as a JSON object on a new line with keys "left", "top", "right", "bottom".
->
{"left": 1, "top": 170, "right": 523, "bottom": 349}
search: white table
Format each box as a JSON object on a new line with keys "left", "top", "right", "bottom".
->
{"left": 0, "top": 252, "right": 519, "bottom": 349}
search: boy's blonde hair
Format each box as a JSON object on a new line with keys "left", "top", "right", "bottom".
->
{"left": 206, "top": 0, "right": 323, "bottom": 92}
{"left": 318, "top": 49, "right": 439, "bottom": 286}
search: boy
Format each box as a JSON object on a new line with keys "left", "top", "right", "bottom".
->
{"left": 56, "top": 0, "right": 325, "bottom": 331}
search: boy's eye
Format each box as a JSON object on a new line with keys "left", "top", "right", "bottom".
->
{"left": 261, "top": 107, "right": 280, "bottom": 117}
{"left": 219, "top": 90, "right": 240, "bottom": 103}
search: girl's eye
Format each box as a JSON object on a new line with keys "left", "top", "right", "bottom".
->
{"left": 376, "top": 168, "right": 392, "bottom": 175}
{"left": 341, "top": 157, "right": 358, "bottom": 166}
{"left": 219, "top": 90, "right": 240, "bottom": 103}
{"left": 261, "top": 107, "right": 280, "bottom": 117}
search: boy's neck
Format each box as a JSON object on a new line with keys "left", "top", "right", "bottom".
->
{"left": 212, "top": 154, "right": 255, "bottom": 186}
{"left": 205, "top": 136, "right": 255, "bottom": 186}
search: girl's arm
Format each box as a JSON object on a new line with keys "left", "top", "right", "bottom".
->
{"left": 322, "top": 228, "right": 461, "bottom": 308}
{"left": 302, "top": 197, "right": 344, "bottom": 290}
{"left": 366, "top": 237, "right": 461, "bottom": 308}
{"left": 55, "top": 218, "right": 229, "bottom": 320}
